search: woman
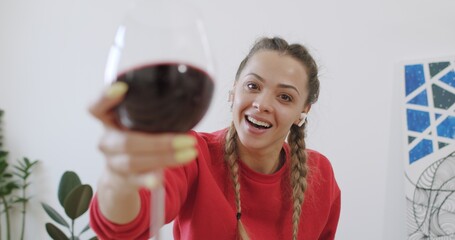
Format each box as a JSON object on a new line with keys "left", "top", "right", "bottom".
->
{"left": 89, "top": 37, "right": 341, "bottom": 240}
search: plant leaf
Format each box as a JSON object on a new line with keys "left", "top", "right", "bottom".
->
{"left": 0, "top": 151, "right": 7, "bottom": 159}
{"left": 41, "top": 202, "right": 70, "bottom": 228}
{"left": 12, "top": 171, "right": 26, "bottom": 179}
{"left": 3, "top": 173, "right": 13, "bottom": 178}
{"left": 27, "top": 158, "right": 39, "bottom": 167}
{"left": 0, "top": 180, "right": 19, "bottom": 196}
{"left": 13, "top": 197, "right": 29, "bottom": 203}
{"left": 64, "top": 184, "right": 93, "bottom": 220}
{"left": 58, "top": 171, "right": 81, "bottom": 207}
{"left": 13, "top": 165, "right": 27, "bottom": 174}
{"left": 88, "top": 237, "right": 98, "bottom": 240}
{"left": 45, "top": 222, "right": 70, "bottom": 240}
{"left": 79, "top": 223, "right": 91, "bottom": 235}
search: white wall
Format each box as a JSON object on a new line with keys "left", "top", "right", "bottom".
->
{"left": 1, "top": 0, "right": 454, "bottom": 239}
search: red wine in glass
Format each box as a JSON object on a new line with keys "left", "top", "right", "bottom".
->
{"left": 115, "top": 62, "right": 214, "bottom": 133}
{"left": 105, "top": 0, "right": 214, "bottom": 238}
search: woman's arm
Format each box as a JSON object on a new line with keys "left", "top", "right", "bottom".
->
{"left": 88, "top": 82, "right": 198, "bottom": 237}
{"left": 319, "top": 191, "right": 341, "bottom": 240}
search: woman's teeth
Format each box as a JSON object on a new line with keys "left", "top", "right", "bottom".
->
{"left": 247, "top": 116, "right": 271, "bottom": 128}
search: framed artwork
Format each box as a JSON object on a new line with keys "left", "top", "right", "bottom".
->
{"left": 401, "top": 57, "right": 455, "bottom": 239}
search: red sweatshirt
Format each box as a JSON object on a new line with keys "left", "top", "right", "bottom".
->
{"left": 90, "top": 129, "right": 341, "bottom": 240}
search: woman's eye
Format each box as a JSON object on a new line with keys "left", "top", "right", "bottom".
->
{"left": 279, "top": 94, "right": 292, "bottom": 102}
{"left": 246, "top": 83, "right": 259, "bottom": 90}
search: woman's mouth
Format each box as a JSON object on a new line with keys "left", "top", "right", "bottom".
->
{"left": 245, "top": 115, "right": 272, "bottom": 129}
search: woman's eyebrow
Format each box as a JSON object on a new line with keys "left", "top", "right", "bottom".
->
{"left": 278, "top": 83, "right": 300, "bottom": 95}
{"left": 245, "top": 72, "right": 300, "bottom": 95}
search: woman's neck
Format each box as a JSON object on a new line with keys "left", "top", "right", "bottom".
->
{"left": 236, "top": 140, "right": 284, "bottom": 174}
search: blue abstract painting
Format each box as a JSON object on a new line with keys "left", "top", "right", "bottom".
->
{"left": 402, "top": 57, "right": 455, "bottom": 239}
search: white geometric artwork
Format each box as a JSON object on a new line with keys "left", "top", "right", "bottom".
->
{"left": 401, "top": 57, "right": 455, "bottom": 239}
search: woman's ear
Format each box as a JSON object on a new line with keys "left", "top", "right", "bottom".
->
{"left": 228, "top": 90, "right": 234, "bottom": 102}
{"left": 228, "top": 89, "right": 235, "bottom": 112}
{"left": 295, "top": 112, "right": 308, "bottom": 127}
{"left": 303, "top": 104, "right": 311, "bottom": 113}
{"left": 229, "top": 81, "right": 238, "bottom": 102}
{"left": 293, "top": 105, "right": 312, "bottom": 127}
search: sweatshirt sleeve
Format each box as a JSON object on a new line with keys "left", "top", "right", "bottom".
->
{"left": 319, "top": 189, "right": 341, "bottom": 240}
{"left": 90, "top": 162, "right": 199, "bottom": 239}
{"left": 306, "top": 149, "right": 341, "bottom": 240}
{"left": 89, "top": 188, "right": 151, "bottom": 240}
{"left": 318, "top": 156, "right": 341, "bottom": 240}
{"left": 89, "top": 132, "right": 201, "bottom": 239}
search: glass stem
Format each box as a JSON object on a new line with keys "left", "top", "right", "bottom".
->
{"left": 151, "top": 170, "right": 165, "bottom": 239}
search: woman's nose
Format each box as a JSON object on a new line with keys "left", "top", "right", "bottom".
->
{"left": 252, "top": 94, "right": 273, "bottom": 113}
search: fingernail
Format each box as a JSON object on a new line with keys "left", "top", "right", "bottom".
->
{"left": 105, "top": 82, "right": 128, "bottom": 99}
{"left": 142, "top": 175, "right": 160, "bottom": 189}
{"left": 175, "top": 148, "right": 197, "bottom": 163}
{"left": 172, "top": 135, "right": 197, "bottom": 150}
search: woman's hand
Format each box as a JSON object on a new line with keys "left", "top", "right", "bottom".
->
{"left": 89, "top": 82, "right": 198, "bottom": 187}
{"left": 89, "top": 82, "right": 198, "bottom": 224}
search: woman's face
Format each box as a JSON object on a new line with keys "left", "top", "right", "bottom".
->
{"left": 232, "top": 50, "right": 310, "bottom": 152}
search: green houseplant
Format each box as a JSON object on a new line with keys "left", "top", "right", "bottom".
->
{"left": 0, "top": 109, "right": 39, "bottom": 240}
{"left": 41, "top": 171, "right": 97, "bottom": 240}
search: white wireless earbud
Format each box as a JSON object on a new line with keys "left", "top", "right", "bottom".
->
{"left": 297, "top": 112, "right": 307, "bottom": 127}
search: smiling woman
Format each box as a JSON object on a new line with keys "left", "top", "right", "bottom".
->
{"left": 89, "top": 37, "right": 340, "bottom": 240}
{"left": 231, "top": 50, "right": 311, "bottom": 162}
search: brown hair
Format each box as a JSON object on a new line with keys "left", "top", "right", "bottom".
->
{"left": 224, "top": 37, "right": 320, "bottom": 240}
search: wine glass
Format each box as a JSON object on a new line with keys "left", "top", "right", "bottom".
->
{"left": 104, "top": 0, "right": 214, "bottom": 239}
